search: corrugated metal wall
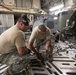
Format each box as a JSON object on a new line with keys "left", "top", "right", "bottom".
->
{"left": 0, "top": 14, "right": 14, "bottom": 34}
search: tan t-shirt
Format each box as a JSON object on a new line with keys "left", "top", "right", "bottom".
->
{"left": 0, "top": 25, "right": 25, "bottom": 54}
{"left": 29, "top": 26, "right": 52, "bottom": 43}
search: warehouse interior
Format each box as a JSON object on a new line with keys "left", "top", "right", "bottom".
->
{"left": 0, "top": 0, "right": 76, "bottom": 75}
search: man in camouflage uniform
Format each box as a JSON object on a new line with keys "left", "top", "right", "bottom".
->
{"left": 0, "top": 14, "right": 31, "bottom": 75}
{"left": 28, "top": 24, "right": 54, "bottom": 62}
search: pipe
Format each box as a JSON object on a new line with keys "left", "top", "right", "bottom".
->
{"left": 0, "top": 4, "right": 12, "bottom": 11}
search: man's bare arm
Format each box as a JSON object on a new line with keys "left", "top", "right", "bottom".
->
{"left": 17, "top": 47, "right": 28, "bottom": 56}
{"left": 28, "top": 42, "right": 38, "bottom": 55}
{"left": 45, "top": 39, "right": 51, "bottom": 51}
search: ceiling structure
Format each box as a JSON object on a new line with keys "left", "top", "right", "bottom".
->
{"left": 41, "top": 0, "right": 63, "bottom": 12}
{"left": 41, "top": 0, "right": 76, "bottom": 14}
{"left": 0, "top": 0, "right": 76, "bottom": 14}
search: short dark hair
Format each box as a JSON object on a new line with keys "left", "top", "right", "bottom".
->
{"left": 38, "top": 24, "right": 46, "bottom": 32}
{"left": 18, "top": 14, "right": 30, "bottom": 26}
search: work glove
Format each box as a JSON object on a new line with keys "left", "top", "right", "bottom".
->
{"left": 46, "top": 50, "right": 53, "bottom": 62}
{"left": 25, "top": 47, "right": 31, "bottom": 54}
{"left": 36, "top": 52, "right": 44, "bottom": 61}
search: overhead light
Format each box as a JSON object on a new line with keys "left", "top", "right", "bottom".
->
{"left": 54, "top": 17, "right": 58, "bottom": 20}
{"left": 67, "top": 6, "right": 71, "bottom": 9}
{"left": 55, "top": 10, "right": 62, "bottom": 15}
{"left": 49, "top": 4, "right": 64, "bottom": 11}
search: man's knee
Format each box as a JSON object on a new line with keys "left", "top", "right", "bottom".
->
{"left": 3, "top": 69, "right": 11, "bottom": 75}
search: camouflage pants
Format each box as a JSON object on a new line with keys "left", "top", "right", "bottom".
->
{"left": 0, "top": 51, "right": 31, "bottom": 75}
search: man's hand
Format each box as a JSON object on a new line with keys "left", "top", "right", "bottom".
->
{"left": 36, "top": 53, "right": 45, "bottom": 65}
{"left": 25, "top": 47, "right": 31, "bottom": 54}
{"left": 46, "top": 50, "right": 53, "bottom": 62}
{"left": 36, "top": 53, "right": 44, "bottom": 61}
